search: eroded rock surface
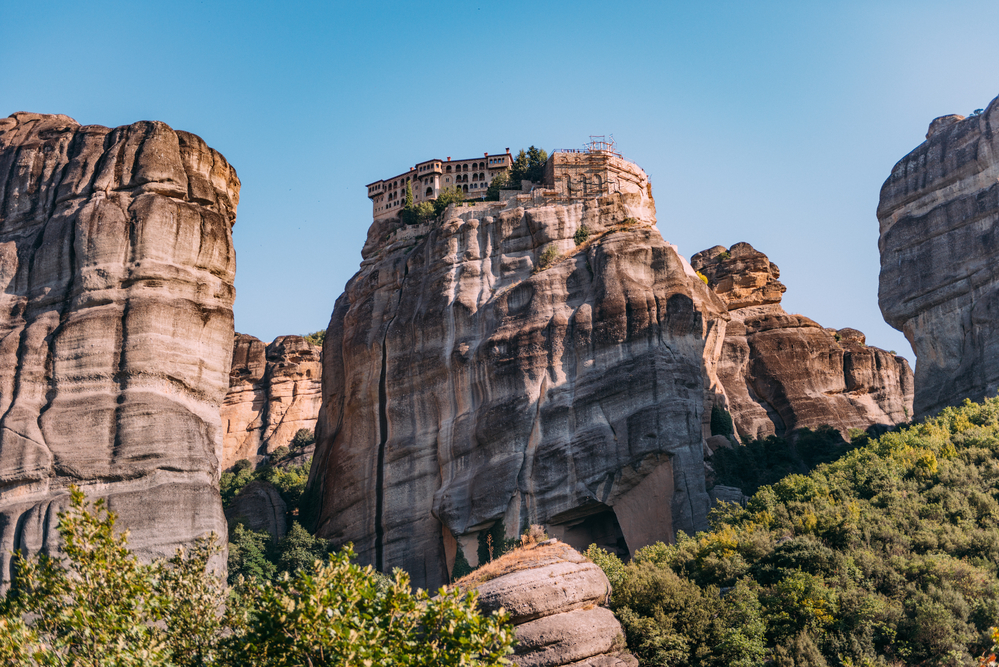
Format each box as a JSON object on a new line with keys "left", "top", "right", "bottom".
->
{"left": 307, "top": 185, "right": 722, "bottom": 589}
{"left": 464, "top": 541, "right": 637, "bottom": 667}
{"left": 221, "top": 333, "right": 321, "bottom": 469}
{"left": 0, "top": 112, "right": 238, "bottom": 581}
{"left": 692, "top": 242, "right": 913, "bottom": 440}
{"left": 224, "top": 480, "right": 287, "bottom": 541}
{"left": 878, "top": 94, "right": 999, "bottom": 417}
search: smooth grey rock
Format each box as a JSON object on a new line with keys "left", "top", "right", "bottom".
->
{"left": 878, "top": 94, "right": 999, "bottom": 418}
{"left": 307, "top": 189, "right": 721, "bottom": 590}
{"left": 475, "top": 560, "right": 610, "bottom": 624}
{"left": 514, "top": 607, "right": 624, "bottom": 667}
{"left": 0, "top": 112, "right": 238, "bottom": 582}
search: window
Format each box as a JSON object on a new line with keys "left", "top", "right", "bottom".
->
{"left": 463, "top": 164, "right": 468, "bottom": 171}
{"left": 426, "top": 187, "right": 433, "bottom": 196}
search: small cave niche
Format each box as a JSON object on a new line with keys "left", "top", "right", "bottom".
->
{"left": 549, "top": 502, "right": 629, "bottom": 559}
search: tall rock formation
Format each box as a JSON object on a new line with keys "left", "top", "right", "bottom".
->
{"left": 307, "top": 181, "right": 726, "bottom": 589}
{"left": 0, "top": 112, "right": 238, "bottom": 581}
{"left": 221, "top": 333, "right": 322, "bottom": 469}
{"left": 878, "top": 94, "right": 999, "bottom": 417}
{"left": 692, "top": 242, "right": 913, "bottom": 440}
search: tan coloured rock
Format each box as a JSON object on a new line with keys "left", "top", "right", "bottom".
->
{"left": 693, "top": 243, "right": 913, "bottom": 440}
{"left": 307, "top": 185, "right": 724, "bottom": 589}
{"left": 221, "top": 333, "right": 321, "bottom": 469}
{"left": 878, "top": 94, "right": 999, "bottom": 418}
{"left": 462, "top": 541, "right": 636, "bottom": 667}
{"left": 0, "top": 112, "right": 238, "bottom": 581}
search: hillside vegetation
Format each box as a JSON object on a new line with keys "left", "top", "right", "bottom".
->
{"left": 588, "top": 397, "right": 999, "bottom": 667}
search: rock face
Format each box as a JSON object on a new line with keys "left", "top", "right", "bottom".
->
{"left": 221, "top": 333, "right": 321, "bottom": 469}
{"left": 0, "top": 112, "right": 238, "bottom": 581}
{"left": 692, "top": 242, "right": 914, "bottom": 440}
{"left": 465, "top": 540, "right": 637, "bottom": 667}
{"left": 878, "top": 94, "right": 999, "bottom": 418}
{"left": 308, "top": 183, "right": 725, "bottom": 589}
{"left": 224, "top": 480, "right": 288, "bottom": 541}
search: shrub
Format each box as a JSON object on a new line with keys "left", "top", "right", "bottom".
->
{"left": 230, "top": 545, "right": 515, "bottom": 667}
{"left": 291, "top": 428, "right": 315, "bottom": 449}
{"left": 536, "top": 244, "right": 560, "bottom": 272}
{"left": 697, "top": 270, "right": 709, "bottom": 285}
{"left": 269, "top": 445, "right": 290, "bottom": 461}
{"left": 711, "top": 405, "right": 735, "bottom": 436}
{"left": 433, "top": 186, "right": 465, "bottom": 216}
{"left": 485, "top": 171, "right": 509, "bottom": 200}
{"left": 718, "top": 250, "right": 731, "bottom": 261}
{"left": 574, "top": 225, "right": 591, "bottom": 246}
{"left": 303, "top": 330, "right": 325, "bottom": 347}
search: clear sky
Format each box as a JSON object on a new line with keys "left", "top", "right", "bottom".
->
{"left": 3, "top": 1, "right": 998, "bottom": 362}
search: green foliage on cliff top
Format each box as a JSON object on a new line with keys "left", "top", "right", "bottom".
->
{"left": 1, "top": 488, "right": 516, "bottom": 667}
{"left": 509, "top": 146, "right": 548, "bottom": 185}
{"left": 589, "top": 396, "right": 999, "bottom": 667}
{"left": 303, "top": 330, "right": 325, "bottom": 347}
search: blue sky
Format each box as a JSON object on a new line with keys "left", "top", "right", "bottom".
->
{"left": 3, "top": 1, "right": 998, "bottom": 361}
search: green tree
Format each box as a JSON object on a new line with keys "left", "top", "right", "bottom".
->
{"left": 228, "top": 545, "right": 515, "bottom": 667}
{"left": 433, "top": 185, "right": 465, "bottom": 216}
{"left": 509, "top": 146, "right": 548, "bottom": 185}
{"left": 302, "top": 330, "right": 325, "bottom": 347}
{"left": 485, "top": 171, "right": 510, "bottom": 200}
{"left": 0, "top": 487, "right": 233, "bottom": 666}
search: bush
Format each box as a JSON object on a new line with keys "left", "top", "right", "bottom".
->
{"left": 0, "top": 489, "right": 516, "bottom": 667}
{"left": 269, "top": 445, "right": 290, "bottom": 462}
{"left": 433, "top": 186, "right": 464, "bottom": 216}
{"left": 303, "top": 330, "right": 325, "bottom": 347}
{"left": 711, "top": 405, "right": 734, "bottom": 436}
{"left": 536, "top": 244, "right": 560, "bottom": 272}
{"left": 291, "top": 428, "right": 315, "bottom": 449}
{"left": 574, "top": 225, "right": 590, "bottom": 246}
{"left": 587, "top": 396, "right": 999, "bottom": 666}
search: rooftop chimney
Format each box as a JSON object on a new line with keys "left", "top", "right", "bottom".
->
{"left": 505, "top": 148, "right": 510, "bottom": 153}
{"left": 484, "top": 152, "right": 488, "bottom": 157}
{"left": 447, "top": 157, "right": 451, "bottom": 161}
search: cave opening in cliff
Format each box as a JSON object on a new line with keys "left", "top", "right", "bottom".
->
{"left": 549, "top": 503, "right": 629, "bottom": 559}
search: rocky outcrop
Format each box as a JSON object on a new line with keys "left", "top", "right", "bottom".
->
{"left": 307, "top": 182, "right": 726, "bottom": 589}
{"left": 878, "top": 94, "right": 999, "bottom": 417}
{"left": 221, "top": 333, "right": 321, "bottom": 469}
{"left": 0, "top": 112, "right": 238, "bottom": 581}
{"left": 463, "top": 540, "right": 636, "bottom": 667}
{"left": 224, "top": 480, "right": 287, "bottom": 541}
{"left": 692, "top": 242, "right": 913, "bottom": 441}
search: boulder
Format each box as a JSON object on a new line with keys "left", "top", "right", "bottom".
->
{"left": 462, "top": 540, "right": 636, "bottom": 667}
{"left": 307, "top": 184, "right": 723, "bottom": 589}
{"left": 693, "top": 242, "right": 913, "bottom": 440}
{"left": 224, "top": 480, "right": 287, "bottom": 541}
{"left": 221, "top": 333, "right": 322, "bottom": 469}
{"left": 878, "top": 94, "right": 999, "bottom": 418}
{"left": 0, "top": 112, "right": 238, "bottom": 581}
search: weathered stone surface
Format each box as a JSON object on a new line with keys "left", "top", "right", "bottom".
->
{"left": 224, "top": 480, "right": 287, "bottom": 541}
{"left": 463, "top": 541, "right": 635, "bottom": 667}
{"left": 0, "top": 112, "right": 238, "bottom": 581}
{"left": 308, "top": 187, "right": 722, "bottom": 589}
{"left": 221, "top": 333, "right": 321, "bottom": 469}
{"left": 693, "top": 243, "right": 913, "bottom": 440}
{"left": 878, "top": 94, "right": 999, "bottom": 418}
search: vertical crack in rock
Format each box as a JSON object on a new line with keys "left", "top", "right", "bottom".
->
{"left": 375, "top": 338, "right": 389, "bottom": 571}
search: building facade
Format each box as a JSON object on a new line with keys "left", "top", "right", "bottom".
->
{"left": 366, "top": 149, "right": 513, "bottom": 221}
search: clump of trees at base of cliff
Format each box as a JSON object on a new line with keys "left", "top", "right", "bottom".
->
{"left": 0, "top": 488, "right": 515, "bottom": 666}
{"left": 588, "top": 396, "right": 999, "bottom": 667}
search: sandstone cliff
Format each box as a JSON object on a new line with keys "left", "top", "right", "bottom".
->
{"left": 692, "top": 242, "right": 913, "bottom": 440}
{"left": 462, "top": 540, "right": 636, "bottom": 667}
{"left": 307, "top": 185, "right": 725, "bottom": 589}
{"left": 221, "top": 333, "right": 321, "bottom": 469}
{"left": 0, "top": 112, "right": 238, "bottom": 581}
{"left": 878, "top": 94, "right": 999, "bottom": 417}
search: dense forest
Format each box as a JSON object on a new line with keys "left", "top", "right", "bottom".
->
{"left": 588, "top": 397, "right": 999, "bottom": 667}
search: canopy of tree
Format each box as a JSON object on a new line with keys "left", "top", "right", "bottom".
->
{"left": 589, "top": 397, "right": 999, "bottom": 667}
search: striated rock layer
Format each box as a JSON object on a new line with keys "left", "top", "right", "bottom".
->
{"left": 692, "top": 242, "right": 913, "bottom": 441}
{"left": 0, "top": 112, "right": 238, "bottom": 581}
{"left": 878, "top": 94, "right": 999, "bottom": 417}
{"left": 465, "top": 541, "right": 636, "bottom": 667}
{"left": 221, "top": 333, "right": 321, "bottom": 469}
{"left": 307, "top": 184, "right": 725, "bottom": 589}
